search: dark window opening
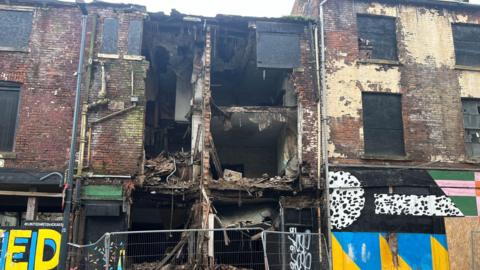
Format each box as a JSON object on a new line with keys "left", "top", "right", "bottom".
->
{"left": 453, "top": 24, "right": 480, "bottom": 66}
{"left": 212, "top": 110, "right": 298, "bottom": 179}
{"left": 101, "top": 18, "right": 119, "bottom": 54}
{"left": 0, "top": 10, "right": 33, "bottom": 51}
{"left": 143, "top": 21, "right": 197, "bottom": 158}
{"left": 463, "top": 99, "right": 480, "bottom": 158}
{"left": 362, "top": 92, "right": 404, "bottom": 156}
{"left": 0, "top": 82, "right": 20, "bottom": 152}
{"left": 211, "top": 23, "right": 296, "bottom": 107}
{"left": 128, "top": 20, "right": 143, "bottom": 55}
{"left": 357, "top": 14, "right": 398, "bottom": 61}
{"left": 256, "top": 21, "right": 303, "bottom": 69}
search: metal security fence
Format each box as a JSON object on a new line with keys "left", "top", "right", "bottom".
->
{"left": 261, "top": 229, "right": 329, "bottom": 270}
{"left": 68, "top": 234, "right": 109, "bottom": 270}
{"left": 68, "top": 228, "right": 327, "bottom": 270}
{"left": 68, "top": 228, "right": 266, "bottom": 270}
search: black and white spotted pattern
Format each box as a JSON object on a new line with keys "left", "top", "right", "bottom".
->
{"left": 374, "top": 194, "right": 463, "bottom": 216}
{"left": 329, "top": 171, "right": 366, "bottom": 230}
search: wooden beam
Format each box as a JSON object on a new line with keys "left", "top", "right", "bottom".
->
{"left": 26, "top": 188, "right": 38, "bottom": 220}
{"left": 0, "top": 190, "right": 63, "bottom": 198}
{"left": 209, "top": 137, "right": 223, "bottom": 178}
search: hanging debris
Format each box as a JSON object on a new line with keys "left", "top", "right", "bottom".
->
{"left": 139, "top": 151, "right": 192, "bottom": 186}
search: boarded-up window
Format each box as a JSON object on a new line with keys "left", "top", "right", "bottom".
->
{"left": 452, "top": 24, "right": 480, "bottom": 66}
{"left": 101, "top": 18, "right": 118, "bottom": 54}
{"left": 357, "top": 15, "right": 397, "bottom": 61}
{"left": 362, "top": 93, "right": 404, "bottom": 156}
{"left": 128, "top": 20, "right": 143, "bottom": 55}
{"left": 256, "top": 21, "right": 303, "bottom": 69}
{"left": 0, "top": 10, "right": 33, "bottom": 51}
{"left": 463, "top": 99, "right": 480, "bottom": 158}
{"left": 0, "top": 82, "right": 20, "bottom": 152}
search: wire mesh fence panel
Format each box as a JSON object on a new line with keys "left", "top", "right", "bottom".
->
{"left": 213, "top": 228, "right": 264, "bottom": 270}
{"left": 262, "top": 229, "right": 329, "bottom": 270}
{"left": 69, "top": 228, "right": 268, "bottom": 270}
{"left": 68, "top": 235, "right": 108, "bottom": 270}
{"left": 110, "top": 230, "right": 191, "bottom": 269}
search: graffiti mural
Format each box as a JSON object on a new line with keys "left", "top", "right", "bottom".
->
{"left": 329, "top": 171, "right": 365, "bottom": 230}
{"left": 327, "top": 169, "right": 480, "bottom": 269}
{"left": 430, "top": 170, "right": 480, "bottom": 216}
{"left": 0, "top": 222, "right": 62, "bottom": 270}
{"left": 374, "top": 194, "right": 462, "bottom": 216}
{"left": 328, "top": 169, "right": 474, "bottom": 231}
{"left": 332, "top": 232, "right": 450, "bottom": 270}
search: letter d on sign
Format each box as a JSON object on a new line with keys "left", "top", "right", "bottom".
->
{"left": 35, "top": 229, "right": 61, "bottom": 270}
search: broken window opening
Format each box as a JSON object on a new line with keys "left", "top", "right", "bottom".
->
{"left": 357, "top": 14, "right": 398, "bottom": 61}
{"left": 143, "top": 20, "right": 200, "bottom": 159}
{"left": 0, "top": 81, "right": 21, "bottom": 152}
{"left": 452, "top": 23, "right": 480, "bottom": 67}
{"left": 211, "top": 108, "right": 298, "bottom": 179}
{"left": 362, "top": 92, "right": 405, "bottom": 156}
{"left": 463, "top": 99, "right": 480, "bottom": 158}
{"left": 211, "top": 23, "right": 297, "bottom": 107}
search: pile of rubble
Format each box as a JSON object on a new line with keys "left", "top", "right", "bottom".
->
{"left": 132, "top": 262, "right": 189, "bottom": 270}
{"left": 140, "top": 151, "right": 191, "bottom": 186}
{"left": 132, "top": 263, "right": 250, "bottom": 270}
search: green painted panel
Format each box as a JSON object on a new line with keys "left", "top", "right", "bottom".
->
{"left": 450, "top": 196, "right": 478, "bottom": 216}
{"left": 428, "top": 170, "right": 475, "bottom": 181}
{"left": 82, "top": 185, "right": 123, "bottom": 201}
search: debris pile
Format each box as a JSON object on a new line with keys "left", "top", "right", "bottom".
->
{"left": 140, "top": 151, "right": 191, "bottom": 186}
{"left": 210, "top": 173, "right": 296, "bottom": 193}
{"left": 132, "top": 262, "right": 189, "bottom": 270}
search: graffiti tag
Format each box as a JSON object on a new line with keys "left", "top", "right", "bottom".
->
{"left": 288, "top": 227, "right": 312, "bottom": 270}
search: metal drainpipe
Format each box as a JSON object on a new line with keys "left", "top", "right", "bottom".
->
{"left": 318, "top": 0, "right": 333, "bottom": 269}
{"left": 58, "top": 11, "right": 88, "bottom": 270}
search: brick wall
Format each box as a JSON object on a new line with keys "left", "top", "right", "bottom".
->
{"left": 294, "top": 27, "right": 320, "bottom": 185}
{"left": 312, "top": 0, "right": 480, "bottom": 168}
{"left": 0, "top": 2, "right": 148, "bottom": 176}
{"left": 86, "top": 7, "right": 147, "bottom": 175}
{"left": 0, "top": 5, "right": 82, "bottom": 170}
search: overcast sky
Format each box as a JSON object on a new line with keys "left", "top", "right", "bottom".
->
{"left": 70, "top": 0, "right": 297, "bottom": 17}
{"left": 66, "top": 0, "right": 480, "bottom": 17}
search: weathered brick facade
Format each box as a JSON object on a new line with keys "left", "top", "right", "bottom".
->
{"left": 0, "top": 2, "right": 148, "bottom": 176}
{"left": 0, "top": 3, "right": 82, "bottom": 170}
{"left": 302, "top": 0, "right": 480, "bottom": 168}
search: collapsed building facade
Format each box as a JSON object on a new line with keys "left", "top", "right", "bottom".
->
{"left": 1, "top": 0, "right": 480, "bottom": 269}
{"left": 293, "top": 0, "right": 480, "bottom": 269}
{"left": 0, "top": 1, "right": 323, "bottom": 269}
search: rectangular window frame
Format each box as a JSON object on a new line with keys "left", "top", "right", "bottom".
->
{"left": 462, "top": 98, "right": 480, "bottom": 159}
{"left": 0, "top": 82, "right": 21, "bottom": 153}
{"left": 100, "top": 17, "right": 119, "bottom": 55}
{"left": 0, "top": 8, "right": 34, "bottom": 52}
{"left": 452, "top": 23, "right": 480, "bottom": 67}
{"left": 127, "top": 20, "right": 143, "bottom": 56}
{"left": 357, "top": 14, "right": 399, "bottom": 62}
{"left": 362, "top": 92, "right": 405, "bottom": 158}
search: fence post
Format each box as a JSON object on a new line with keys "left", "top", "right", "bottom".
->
{"left": 262, "top": 231, "right": 270, "bottom": 270}
{"left": 104, "top": 233, "right": 111, "bottom": 270}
